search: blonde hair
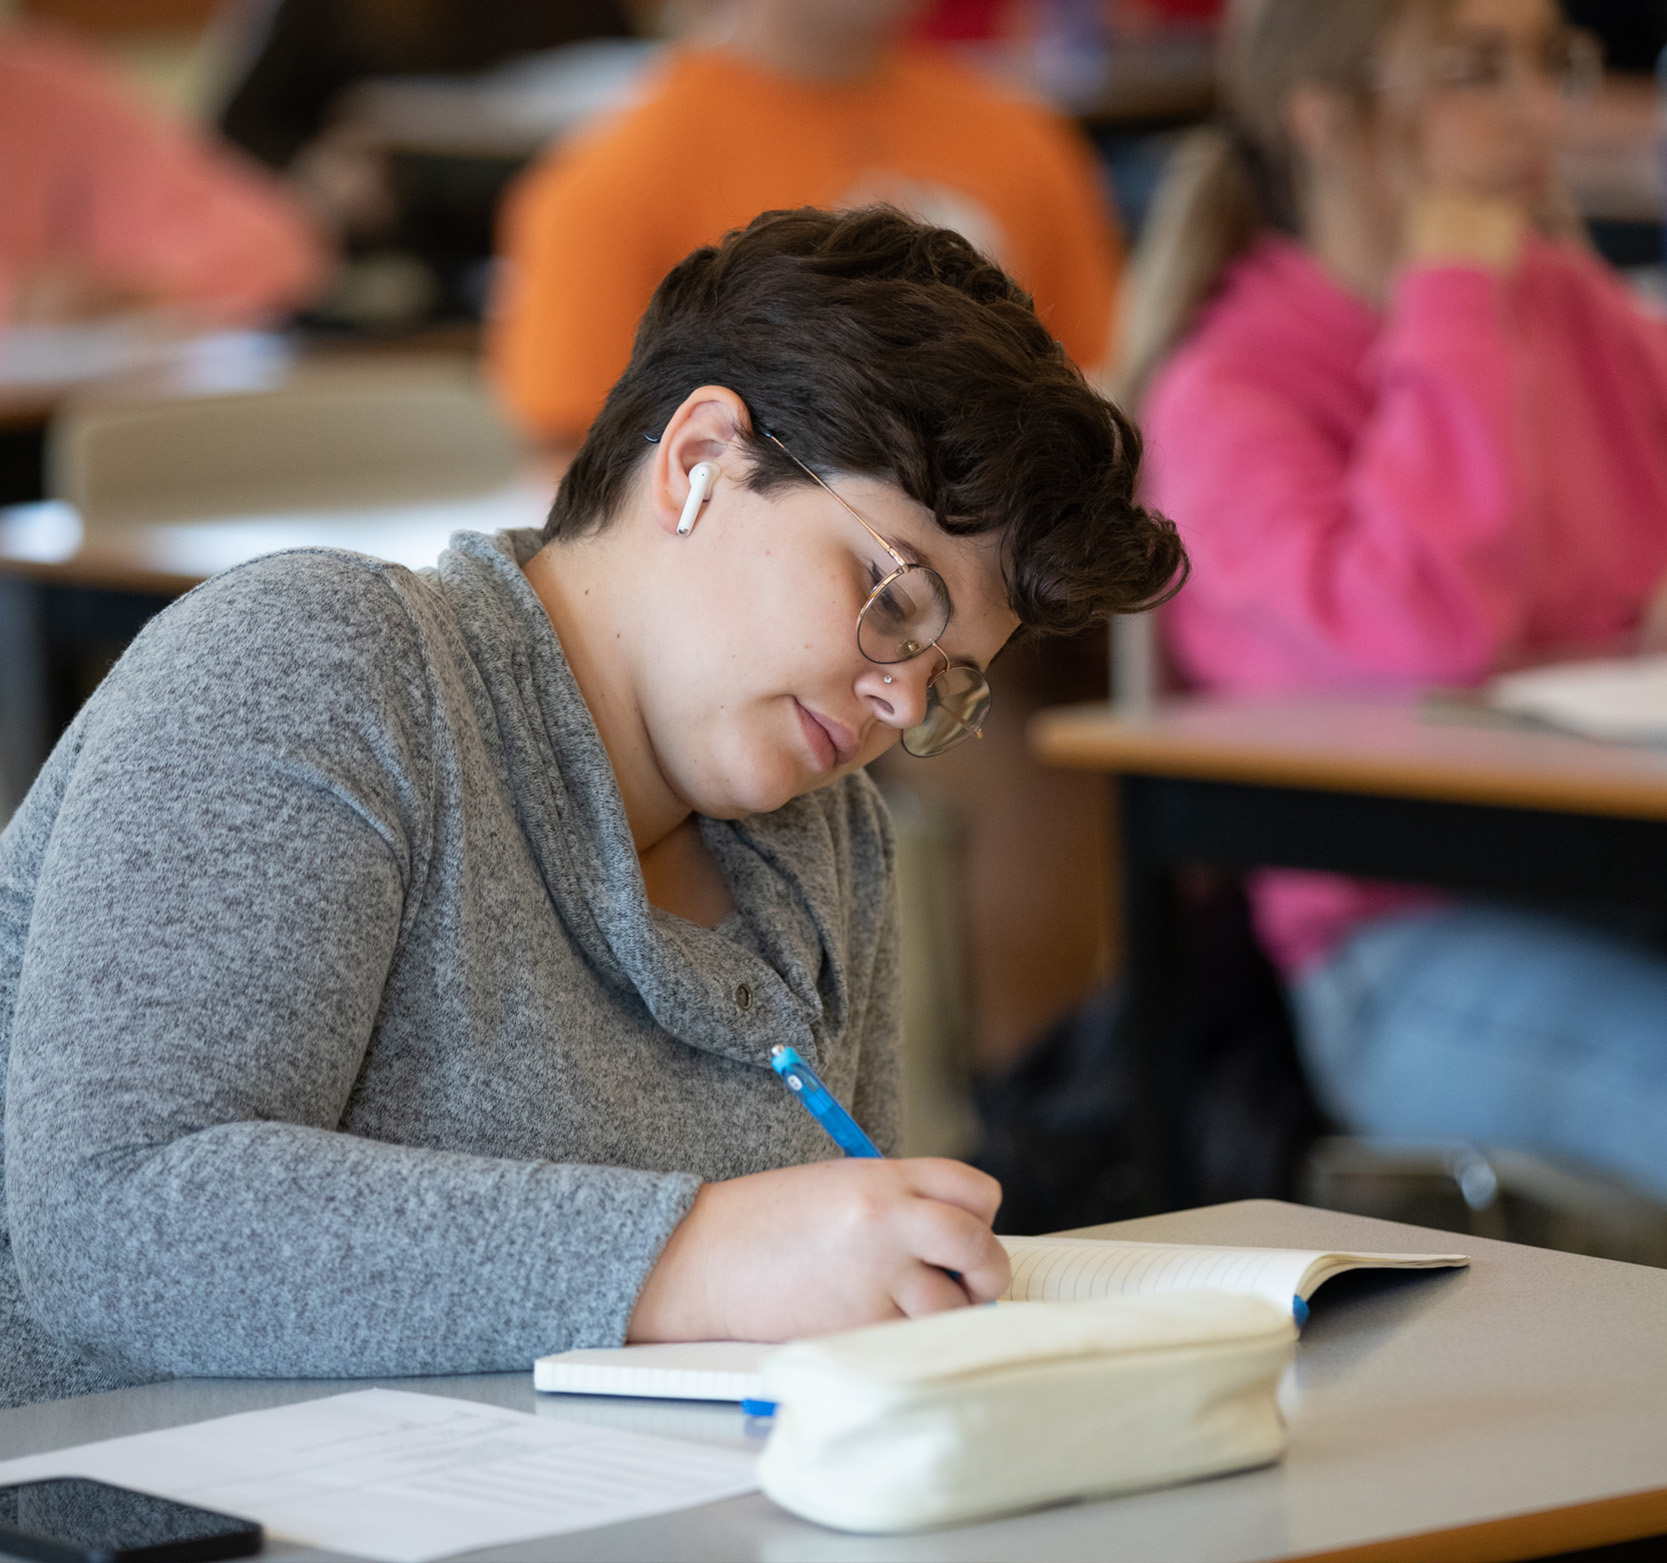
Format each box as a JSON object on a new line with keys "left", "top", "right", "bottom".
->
{"left": 1117, "top": 0, "right": 1433, "bottom": 408}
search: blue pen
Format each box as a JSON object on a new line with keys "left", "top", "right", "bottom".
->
{"left": 750, "top": 1044, "right": 881, "bottom": 1421}
{"left": 770, "top": 1044, "right": 883, "bottom": 1158}
{"left": 768, "top": 1049, "right": 964, "bottom": 1275}
{"left": 760, "top": 1044, "right": 975, "bottom": 1422}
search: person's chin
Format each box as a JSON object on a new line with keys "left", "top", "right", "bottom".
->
{"left": 728, "top": 749, "right": 843, "bottom": 816}
{"left": 681, "top": 714, "right": 849, "bottom": 820}
{"left": 688, "top": 751, "right": 803, "bottom": 820}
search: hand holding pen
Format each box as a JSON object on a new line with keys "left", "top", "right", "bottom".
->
{"left": 625, "top": 1050, "right": 1009, "bottom": 1345}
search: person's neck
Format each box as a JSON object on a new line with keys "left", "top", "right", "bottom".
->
{"left": 523, "top": 537, "right": 688, "bottom": 856}
{"left": 720, "top": 4, "right": 895, "bottom": 84}
{"left": 1298, "top": 172, "right": 1397, "bottom": 311}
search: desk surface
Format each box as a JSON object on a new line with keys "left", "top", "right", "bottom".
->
{"left": 1, "top": 1200, "right": 1663, "bottom": 1563}
{"left": 1031, "top": 694, "right": 1667, "bottom": 821}
{"left": 0, "top": 335, "right": 533, "bottom": 595}
{"left": 0, "top": 325, "right": 485, "bottom": 458}
{"left": 0, "top": 483, "right": 551, "bottom": 597}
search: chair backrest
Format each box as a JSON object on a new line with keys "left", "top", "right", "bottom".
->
{"left": 49, "top": 360, "right": 526, "bottom": 529}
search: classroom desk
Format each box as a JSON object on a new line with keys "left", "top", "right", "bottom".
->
{"left": 0, "top": 326, "right": 486, "bottom": 509}
{"left": 1029, "top": 694, "right": 1667, "bottom": 1211}
{"left": 1, "top": 1199, "right": 1663, "bottom": 1562}
{"left": 0, "top": 326, "right": 526, "bottom": 815}
{"left": 0, "top": 327, "right": 300, "bottom": 509}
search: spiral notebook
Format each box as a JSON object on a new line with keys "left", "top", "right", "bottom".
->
{"left": 533, "top": 1237, "right": 1466, "bottom": 1403}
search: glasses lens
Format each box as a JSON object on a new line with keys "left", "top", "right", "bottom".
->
{"left": 903, "top": 663, "right": 992, "bottom": 758}
{"left": 858, "top": 566, "right": 952, "bottom": 666}
{"left": 1430, "top": 30, "right": 1597, "bottom": 96}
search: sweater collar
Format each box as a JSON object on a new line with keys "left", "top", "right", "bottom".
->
{"left": 430, "top": 529, "right": 848, "bottom": 1070}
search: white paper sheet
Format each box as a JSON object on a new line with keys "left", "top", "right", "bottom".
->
{"left": 1489, "top": 655, "right": 1667, "bottom": 743}
{"left": 0, "top": 1388, "right": 759, "bottom": 1562}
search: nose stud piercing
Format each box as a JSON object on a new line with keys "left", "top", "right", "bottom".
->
{"left": 883, "top": 676, "right": 893, "bottom": 684}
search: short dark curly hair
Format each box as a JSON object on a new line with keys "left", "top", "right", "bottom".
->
{"left": 546, "top": 206, "right": 1186, "bottom": 637}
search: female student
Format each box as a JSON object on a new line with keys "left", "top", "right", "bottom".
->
{"left": 0, "top": 207, "right": 1184, "bottom": 1409}
{"left": 1127, "top": 0, "right": 1667, "bottom": 1197}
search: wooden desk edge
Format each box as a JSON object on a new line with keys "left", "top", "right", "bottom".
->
{"left": 1291, "top": 1483, "right": 1667, "bottom": 1563}
{"left": 1028, "top": 710, "right": 1667, "bottom": 823}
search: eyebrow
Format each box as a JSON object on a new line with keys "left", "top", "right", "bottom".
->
{"left": 880, "top": 531, "right": 959, "bottom": 622}
{"left": 763, "top": 431, "right": 962, "bottom": 627}
{"left": 884, "top": 533, "right": 934, "bottom": 571}
{"left": 833, "top": 487, "right": 956, "bottom": 616}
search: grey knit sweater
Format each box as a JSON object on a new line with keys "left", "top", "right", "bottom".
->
{"left": 0, "top": 529, "right": 900, "bottom": 1409}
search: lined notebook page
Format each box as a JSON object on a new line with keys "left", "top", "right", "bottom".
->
{"left": 535, "top": 1341, "right": 773, "bottom": 1401}
{"left": 998, "top": 1238, "right": 1466, "bottom": 1316}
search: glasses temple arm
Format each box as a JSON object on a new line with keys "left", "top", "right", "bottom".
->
{"left": 764, "top": 431, "right": 911, "bottom": 572}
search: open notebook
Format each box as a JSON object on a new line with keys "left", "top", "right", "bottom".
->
{"left": 534, "top": 1236, "right": 1467, "bottom": 1403}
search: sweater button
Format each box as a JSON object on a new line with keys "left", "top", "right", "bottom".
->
{"left": 735, "top": 983, "right": 752, "bottom": 1010}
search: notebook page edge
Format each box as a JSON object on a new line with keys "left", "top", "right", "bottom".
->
{"left": 997, "top": 1238, "right": 1325, "bottom": 1308}
{"left": 1295, "top": 1250, "right": 1471, "bottom": 1298}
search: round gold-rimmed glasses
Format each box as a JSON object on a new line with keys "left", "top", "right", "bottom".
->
{"left": 762, "top": 431, "right": 992, "bottom": 758}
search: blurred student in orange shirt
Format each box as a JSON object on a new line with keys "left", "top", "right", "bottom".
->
{"left": 490, "top": 0, "right": 1123, "bottom": 449}
{"left": 0, "top": 22, "right": 328, "bottom": 327}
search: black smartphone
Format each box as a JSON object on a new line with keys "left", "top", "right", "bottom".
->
{"left": 0, "top": 1478, "right": 261, "bottom": 1563}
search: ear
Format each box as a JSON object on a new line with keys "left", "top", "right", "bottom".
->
{"left": 647, "top": 386, "right": 752, "bottom": 539}
{"left": 1282, "top": 83, "right": 1352, "bottom": 170}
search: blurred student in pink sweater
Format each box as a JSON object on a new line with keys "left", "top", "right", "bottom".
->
{"left": 0, "top": 22, "right": 327, "bottom": 327}
{"left": 1125, "top": 0, "right": 1667, "bottom": 1198}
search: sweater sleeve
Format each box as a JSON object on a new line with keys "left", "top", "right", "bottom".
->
{"left": 4, "top": 552, "right": 697, "bottom": 1381}
{"left": 1155, "top": 265, "right": 1532, "bottom": 687}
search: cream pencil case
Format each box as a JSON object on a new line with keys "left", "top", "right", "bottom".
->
{"left": 757, "top": 1290, "right": 1296, "bottom": 1533}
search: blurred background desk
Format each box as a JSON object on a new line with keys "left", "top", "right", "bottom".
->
{"left": 0, "top": 335, "right": 536, "bottom": 818}
{"left": 0, "top": 480, "right": 548, "bottom": 818}
{"left": 1031, "top": 696, "right": 1667, "bottom": 1215}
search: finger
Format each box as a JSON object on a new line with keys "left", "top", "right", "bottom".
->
{"left": 897, "top": 1157, "right": 1004, "bottom": 1224}
{"left": 959, "top": 1229, "right": 1013, "bottom": 1305}
{"left": 892, "top": 1263, "right": 976, "bottom": 1319}
{"left": 906, "top": 1202, "right": 1012, "bottom": 1304}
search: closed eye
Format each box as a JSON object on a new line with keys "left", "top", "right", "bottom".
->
{"left": 864, "top": 563, "right": 914, "bottom": 636}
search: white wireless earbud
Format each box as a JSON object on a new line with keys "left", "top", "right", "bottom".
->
{"left": 676, "top": 462, "right": 720, "bottom": 535}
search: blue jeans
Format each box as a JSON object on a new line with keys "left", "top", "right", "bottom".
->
{"left": 1291, "top": 905, "right": 1667, "bottom": 1201}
